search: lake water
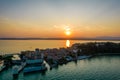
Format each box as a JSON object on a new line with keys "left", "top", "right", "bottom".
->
{"left": 0, "top": 40, "right": 120, "bottom": 80}
{"left": 0, "top": 56, "right": 120, "bottom": 80}
{"left": 0, "top": 40, "right": 120, "bottom": 54}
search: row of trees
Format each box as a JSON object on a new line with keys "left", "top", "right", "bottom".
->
{"left": 72, "top": 42, "right": 120, "bottom": 55}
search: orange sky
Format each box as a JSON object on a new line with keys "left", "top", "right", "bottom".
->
{"left": 0, "top": 0, "right": 120, "bottom": 38}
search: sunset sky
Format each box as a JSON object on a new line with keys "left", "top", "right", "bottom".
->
{"left": 0, "top": 0, "right": 120, "bottom": 38}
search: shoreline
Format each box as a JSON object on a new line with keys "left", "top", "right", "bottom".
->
{"left": 0, "top": 38, "right": 120, "bottom": 41}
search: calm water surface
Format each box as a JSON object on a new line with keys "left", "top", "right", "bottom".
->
{"left": 0, "top": 56, "right": 120, "bottom": 80}
{"left": 0, "top": 40, "right": 120, "bottom": 54}
{"left": 0, "top": 40, "right": 120, "bottom": 80}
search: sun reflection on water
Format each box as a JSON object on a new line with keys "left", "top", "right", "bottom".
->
{"left": 66, "top": 40, "right": 70, "bottom": 47}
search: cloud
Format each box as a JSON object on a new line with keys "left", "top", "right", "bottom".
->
{"left": 53, "top": 24, "right": 73, "bottom": 31}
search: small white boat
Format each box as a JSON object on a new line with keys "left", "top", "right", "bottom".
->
{"left": 66, "top": 56, "right": 73, "bottom": 62}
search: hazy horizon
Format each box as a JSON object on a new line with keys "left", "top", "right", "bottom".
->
{"left": 0, "top": 36, "right": 120, "bottom": 40}
{"left": 0, "top": 0, "right": 120, "bottom": 38}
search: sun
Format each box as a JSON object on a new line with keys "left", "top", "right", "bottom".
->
{"left": 66, "top": 31, "right": 71, "bottom": 35}
{"left": 64, "top": 26, "right": 71, "bottom": 36}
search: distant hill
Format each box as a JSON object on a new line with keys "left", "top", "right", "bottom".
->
{"left": 95, "top": 36, "right": 120, "bottom": 40}
{"left": 0, "top": 36, "right": 120, "bottom": 40}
